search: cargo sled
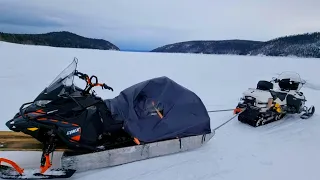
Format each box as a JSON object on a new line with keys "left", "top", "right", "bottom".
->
{"left": 1, "top": 58, "right": 214, "bottom": 179}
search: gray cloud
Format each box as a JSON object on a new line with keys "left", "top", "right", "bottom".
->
{"left": 0, "top": 2, "right": 63, "bottom": 28}
{"left": 1, "top": 0, "right": 320, "bottom": 50}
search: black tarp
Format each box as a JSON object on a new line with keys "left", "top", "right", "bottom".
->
{"left": 104, "top": 76, "right": 211, "bottom": 143}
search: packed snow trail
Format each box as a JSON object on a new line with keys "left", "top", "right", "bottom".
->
{"left": 1, "top": 41, "right": 320, "bottom": 180}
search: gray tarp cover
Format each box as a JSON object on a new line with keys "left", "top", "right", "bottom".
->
{"left": 104, "top": 76, "right": 211, "bottom": 143}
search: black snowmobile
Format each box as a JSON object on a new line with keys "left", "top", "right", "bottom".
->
{"left": 1, "top": 58, "right": 213, "bottom": 179}
{"left": 3, "top": 58, "right": 130, "bottom": 178}
{"left": 234, "top": 71, "right": 315, "bottom": 127}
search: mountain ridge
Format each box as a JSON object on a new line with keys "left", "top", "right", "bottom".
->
{"left": 0, "top": 31, "right": 120, "bottom": 51}
{"left": 151, "top": 32, "right": 320, "bottom": 58}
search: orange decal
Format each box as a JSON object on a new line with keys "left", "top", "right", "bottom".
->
{"left": 71, "top": 135, "right": 81, "bottom": 141}
{"left": 29, "top": 112, "right": 44, "bottom": 116}
{"left": 36, "top": 109, "right": 46, "bottom": 114}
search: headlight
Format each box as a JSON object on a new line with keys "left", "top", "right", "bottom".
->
{"left": 34, "top": 100, "right": 51, "bottom": 107}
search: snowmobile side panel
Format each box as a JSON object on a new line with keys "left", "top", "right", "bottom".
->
{"left": 286, "top": 94, "right": 304, "bottom": 112}
{"left": 61, "top": 131, "right": 215, "bottom": 172}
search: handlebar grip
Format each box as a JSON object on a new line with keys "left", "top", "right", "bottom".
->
{"left": 103, "top": 84, "right": 113, "bottom": 91}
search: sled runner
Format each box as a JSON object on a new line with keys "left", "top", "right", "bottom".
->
{"left": 234, "top": 71, "right": 315, "bottom": 127}
{"left": 0, "top": 130, "right": 214, "bottom": 179}
{"left": 1, "top": 58, "right": 214, "bottom": 179}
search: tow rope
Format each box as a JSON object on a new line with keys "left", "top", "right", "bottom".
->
{"left": 207, "top": 109, "right": 235, "bottom": 113}
{"left": 213, "top": 114, "right": 238, "bottom": 131}
{"left": 206, "top": 108, "right": 245, "bottom": 131}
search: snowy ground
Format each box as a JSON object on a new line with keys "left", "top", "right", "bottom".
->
{"left": 1, "top": 41, "right": 320, "bottom": 180}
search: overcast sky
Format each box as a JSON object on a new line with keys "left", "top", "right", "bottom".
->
{"left": 1, "top": 0, "right": 320, "bottom": 51}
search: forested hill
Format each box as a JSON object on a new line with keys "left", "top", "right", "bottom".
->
{"left": 0, "top": 31, "right": 120, "bottom": 50}
{"left": 151, "top": 32, "right": 320, "bottom": 58}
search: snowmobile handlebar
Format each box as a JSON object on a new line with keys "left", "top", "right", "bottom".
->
{"left": 15, "top": 70, "right": 114, "bottom": 120}
{"left": 272, "top": 77, "right": 306, "bottom": 85}
{"left": 74, "top": 70, "right": 113, "bottom": 93}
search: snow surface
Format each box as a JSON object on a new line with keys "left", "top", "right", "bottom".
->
{"left": 1, "top": 41, "right": 320, "bottom": 179}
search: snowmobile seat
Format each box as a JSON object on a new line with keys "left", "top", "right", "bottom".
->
{"left": 257, "top": 80, "right": 273, "bottom": 90}
{"left": 278, "top": 78, "right": 299, "bottom": 91}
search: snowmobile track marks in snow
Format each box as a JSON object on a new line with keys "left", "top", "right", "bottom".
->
{"left": 0, "top": 131, "right": 67, "bottom": 151}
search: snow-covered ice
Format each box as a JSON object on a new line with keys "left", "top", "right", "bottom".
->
{"left": 1, "top": 41, "right": 320, "bottom": 180}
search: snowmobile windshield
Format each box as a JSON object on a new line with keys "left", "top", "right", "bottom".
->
{"left": 277, "top": 71, "right": 305, "bottom": 91}
{"left": 46, "top": 58, "right": 78, "bottom": 94}
{"left": 278, "top": 71, "right": 302, "bottom": 83}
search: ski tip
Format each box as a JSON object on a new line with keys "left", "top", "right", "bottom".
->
{"left": 0, "top": 165, "right": 76, "bottom": 179}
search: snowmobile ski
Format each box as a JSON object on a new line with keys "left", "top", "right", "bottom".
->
{"left": 0, "top": 164, "right": 76, "bottom": 179}
{"left": 0, "top": 158, "right": 76, "bottom": 179}
{"left": 300, "top": 106, "right": 315, "bottom": 119}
